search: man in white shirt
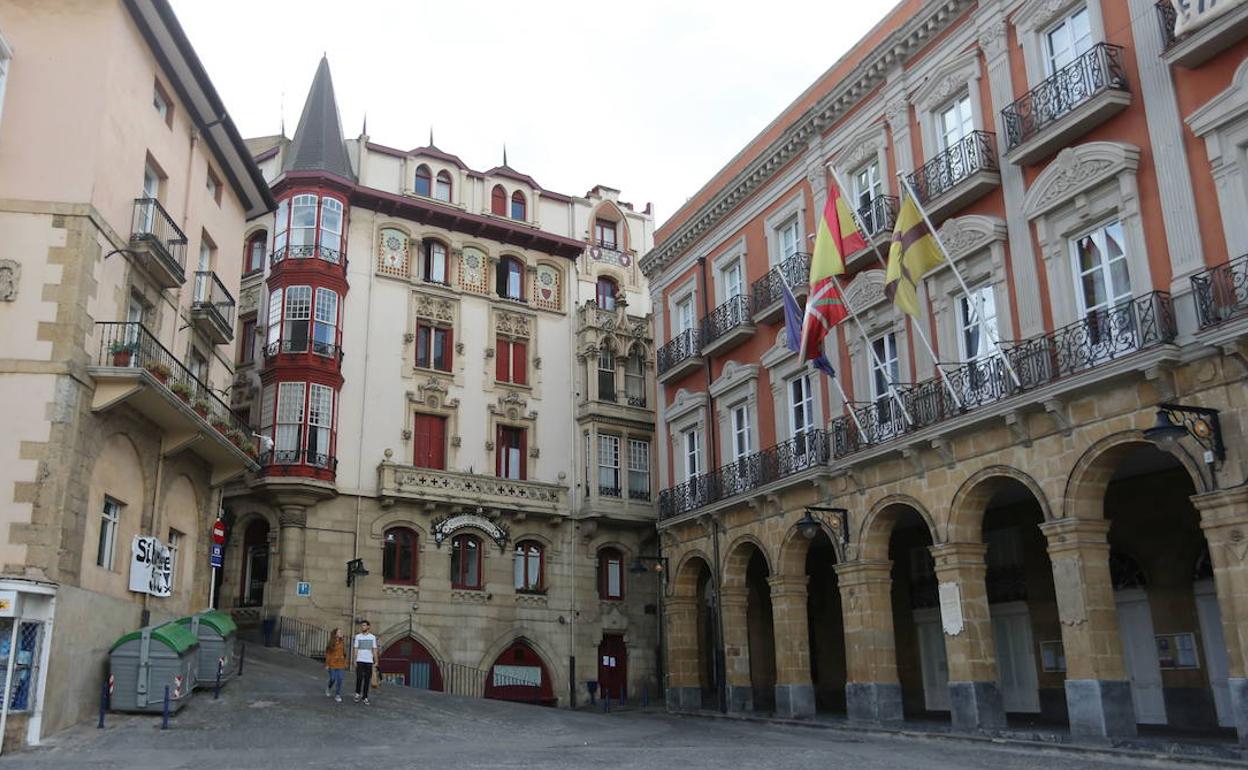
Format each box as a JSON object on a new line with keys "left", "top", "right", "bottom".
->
{"left": 352, "top": 619, "right": 378, "bottom": 704}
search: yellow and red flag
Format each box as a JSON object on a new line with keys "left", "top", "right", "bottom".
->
{"left": 799, "top": 183, "right": 863, "bottom": 361}
{"left": 884, "top": 195, "right": 945, "bottom": 317}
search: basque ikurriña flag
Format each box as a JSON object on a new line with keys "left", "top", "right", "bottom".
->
{"left": 798, "top": 182, "right": 861, "bottom": 362}
{"left": 782, "top": 279, "right": 836, "bottom": 377}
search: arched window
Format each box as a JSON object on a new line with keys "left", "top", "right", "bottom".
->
{"left": 510, "top": 191, "right": 526, "bottom": 220}
{"left": 597, "top": 346, "right": 616, "bottom": 401}
{"left": 451, "top": 534, "right": 482, "bottom": 589}
{"left": 514, "top": 541, "right": 543, "bottom": 592}
{"left": 598, "top": 547, "right": 624, "bottom": 600}
{"left": 414, "top": 165, "right": 432, "bottom": 197}
{"left": 434, "top": 170, "right": 452, "bottom": 202}
{"left": 596, "top": 276, "right": 618, "bottom": 310}
{"left": 625, "top": 347, "right": 646, "bottom": 406}
{"left": 245, "top": 231, "right": 267, "bottom": 274}
{"left": 491, "top": 185, "right": 507, "bottom": 216}
{"left": 496, "top": 256, "right": 525, "bottom": 301}
{"left": 423, "top": 239, "right": 448, "bottom": 285}
{"left": 383, "top": 527, "right": 417, "bottom": 584}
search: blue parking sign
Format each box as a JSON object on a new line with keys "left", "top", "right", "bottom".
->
{"left": 210, "top": 543, "right": 224, "bottom": 568}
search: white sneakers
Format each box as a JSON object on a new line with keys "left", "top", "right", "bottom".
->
{"left": 353, "top": 693, "right": 361, "bottom": 702}
{"left": 334, "top": 695, "right": 342, "bottom": 702}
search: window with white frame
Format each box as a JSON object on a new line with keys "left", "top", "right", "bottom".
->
{"left": 1044, "top": 6, "right": 1092, "bottom": 75}
{"left": 682, "top": 428, "right": 702, "bottom": 480}
{"left": 777, "top": 217, "right": 801, "bottom": 262}
{"left": 167, "top": 528, "right": 183, "bottom": 589}
{"left": 275, "top": 382, "right": 305, "bottom": 456}
{"left": 1071, "top": 220, "right": 1132, "bottom": 318}
{"left": 290, "top": 194, "right": 318, "bottom": 248}
{"left": 320, "top": 198, "right": 343, "bottom": 252}
{"left": 870, "top": 332, "right": 900, "bottom": 401}
{"left": 273, "top": 198, "right": 289, "bottom": 252}
{"left": 598, "top": 434, "right": 621, "bottom": 496}
{"left": 675, "top": 296, "right": 695, "bottom": 334}
{"left": 0, "top": 32, "right": 12, "bottom": 130}
{"left": 721, "top": 258, "right": 744, "bottom": 302}
{"left": 598, "top": 347, "right": 616, "bottom": 401}
{"left": 97, "top": 497, "right": 121, "bottom": 570}
{"left": 284, "top": 285, "right": 312, "bottom": 351}
{"left": 624, "top": 349, "right": 645, "bottom": 405}
{"left": 307, "top": 384, "right": 333, "bottom": 466}
{"left": 957, "top": 285, "right": 999, "bottom": 362}
{"left": 788, "top": 374, "right": 814, "bottom": 439}
{"left": 731, "top": 403, "right": 751, "bottom": 461}
{"left": 628, "top": 439, "right": 650, "bottom": 500}
{"left": 152, "top": 81, "right": 171, "bottom": 125}
{"left": 259, "top": 384, "right": 276, "bottom": 450}
{"left": 266, "top": 288, "right": 282, "bottom": 348}
{"left": 937, "top": 95, "right": 974, "bottom": 150}
{"left": 853, "top": 161, "right": 884, "bottom": 230}
{"left": 313, "top": 288, "right": 338, "bottom": 355}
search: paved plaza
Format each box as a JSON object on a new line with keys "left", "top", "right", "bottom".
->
{"left": 5, "top": 646, "right": 1233, "bottom": 770}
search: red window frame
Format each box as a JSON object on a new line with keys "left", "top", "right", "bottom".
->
{"left": 414, "top": 165, "right": 432, "bottom": 197}
{"left": 491, "top": 185, "right": 507, "bottom": 216}
{"left": 382, "top": 527, "right": 418, "bottom": 585}
{"left": 245, "top": 231, "right": 267, "bottom": 274}
{"left": 514, "top": 540, "right": 544, "bottom": 593}
{"left": 496, "top": 425, "right": 526, "bottom": 480}
{"left": 596, "top": 277, "right": 618, "bottom": 310}
{"left": 510, "top": 191, "right": 526, "bottom": 220}
{"left": 451, "top": 534, "right": 482, "bottom": 589}
{"left": 413, "top": 413, "right": 447, "bottom": 469}
{"left": 594, "top": 218, "right": 617, "bottom": 249}
{"left": 495, "top": 338, "right": 528, "bottom": 385}
{"left": 239, "top": 318, "right": 257, "bottom": 364}
{"left": 415, "top": 323, "right": 453, "bottom": 372}
{"left": 598, "top": 547, "right": 624, "bottom": 600}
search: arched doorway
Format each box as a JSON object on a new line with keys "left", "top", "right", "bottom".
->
{"left": 806, "top": 531, "right": 847, "bottom": 713}
{"left": 667, "top": 555, "right": 718, "bottom": 711}
{"left": 484, "top": 640, "right": 554, "bottom": 706}
{"left": 378, "top": 637, "right": 443, "bottom": 691}
{"left": 722, "top": 540, "right": 775, "bottom": 713}
{"left": 239, "top": 519, "right": 270, "bottom": 607}
{"left": 885, "top": 506, "right": 944, "bottom": 719}
{"left": 745, "top": 548, "right": 776, "bottom": 712}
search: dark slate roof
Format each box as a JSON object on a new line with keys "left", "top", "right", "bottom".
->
{"left": 283, "top": 57, "right": 354, "bottom": 180}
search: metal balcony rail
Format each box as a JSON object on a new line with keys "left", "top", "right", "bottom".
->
{"left": 626, "top": 393, "right": 647, "bottom": 408}
{"left": 657, "top": 328, "right": 701, "bottom": 376}
{"left": 628, "top": 486, "right": 651, "bottom": 502}
{"left": 259, "top": 444, "right": 338, "bottom": 470}
{"left": 130, "top": 198, "right": 188, "bottom": 279}
{"left": 95, "top": 321, "right": 251, "bottom": 437}
{"left": 750, "top": 252, "right": 811, "bottom": 315}
{"left": 270, "top": 243, "right": 344, "bottom": 268}
{"left": 1156, "top": 0, "right": 1179, "bottom": 48}
{"left": 193, "top": 271, "right": 237, "bottom": 329}
{"left": 599, "top": 485, "right": 622, "bottom": 498}
{"left": 262, "top": 339, "right": 342, "bottom": 360}
{"left": 1002, "top": 43, "right": 1128, "bottom": 151}
{"left": 1192, "top": 254, "right": 1248, "bottom": 328}
{"left": 699, "top": 294, "right": 751, "bottom": 346}
{"left": 658, "top": 292, "right": 1177, "bottom": 519}
{"left": 857, "top": 195, "right": 899, "bottom": 240}
{"left": 907, "top": 131, "right": 999, "bottom": 205}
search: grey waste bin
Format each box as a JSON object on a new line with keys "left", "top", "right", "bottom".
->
{"left": 109, "top": 623, "right": 199, "bottom": 713}
{"left": 176, "top": 610, "right": 238, "bottom": 687}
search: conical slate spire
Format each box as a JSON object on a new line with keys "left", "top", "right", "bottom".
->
{"left": 283, "top": 56, "right": 354, "bottom": 180}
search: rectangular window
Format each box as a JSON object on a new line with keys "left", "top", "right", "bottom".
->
{"left": 1045, "top": 6, "right": 1092, "bottom": 75}
{"left": 424, "top": 241, "right": 448, "bottom": 284}
{"left": 957, "top": 285, "right": 998, "bottom": 362}
{"left": 276, "top": 382, "right": 305, "bottom": 456}
{"left": 598, "top": 434, "right": 620, "bottom": 496}
{"left": 788, "top": 375, "right": 814, "bottom": 438}
{"left": 284, "top": 285, "right": 312, "bottom": 351}
{"left": 290, "top": 194, "right": 318, "bottom": 248}
{"left": 206, "top": 168, "right": 223, "bottom": 205}
{"left": 495, "top": 338, "right": 528, "bottom": 385}
{"left": 938, "top": 94, "right": 974, "bottom": 150}
{"left": 266, "top": 288, "right": 282, "bottom": 348}
{"left": 97, "top": 497, "right": 120, "bottom": 570}
{"left": 273, "top": 199, "right": 289, "bottom": 253}
{"left": 313, "top": 288, "right": 338, "bottom": 356}
{"left": 675, "top": 296, "right": 694, "bottom": 334}
{"left": 416, "top": 324, "right": 452, "bottom": 372}
{"left": 153, "top": 80, "right": 172, "bottom": 126}
{"left": 683, "top": 428, "right": 701, "bottom": 480}
{"left": 595, "top": 219, "right": 618, "bottom": 249}
{"left": 870, "top": 332, "right": 900, "bottom": 401}
{"left": 853, "top": 161, "right": 883, "bottom": 231}
{"left": 167, "top": 529, "right": 183, "bottom": 590}
{"left": 604, "top": 554, "right": 623, "bottom": 599}
{"left": 1072, "top": 220, "right": 1132, "bottom": 317}
{"left": 239, "top": 319, "right": 257, "bottom": 365}
{"left": 320, "top": 198, "right": 343, "bottom": 253}
{"left": 777, "top": 217, "right": 801, "bottom": 262}
{"left": 597, "top": 349, "right": 616, "bottom": 401}
{"left": 624, "top": 353, "right": 645, "bottom": 406}
{"left": 413, "top": 414, "right": 447, "bottom": 469}
{"left": 0, "top": 33, "right": 12, "bottom": 130}
{"left": 721, "top": 258, "right": 744, "bottom": 301}
{"left": 731, "top": 403, "right": 751, "bottom": 461}
{"left": 497, "top": 426, "right": 525, "bottom": 480}
{"left": 306, "top": 384, "right": 333, "bottom": 466}
{"left": 259, "top": 384, "right": 276, "bottom": 448}
{"left": 628, "top": 439, "right": 650, "bottom": 500}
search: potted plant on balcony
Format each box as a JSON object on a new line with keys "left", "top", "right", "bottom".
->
{"left": 170, "top": 380, "right": 192, "bottom": 403}
{"left": 192, "top": 397, "right": 211, "bottom": 419}
{"left": 210, "top": 417, "right": 230, "bottom": 434}
{"left": 225, "top": 428, "right": 247, "bottom": 449}
{"left": 144, "top": 361, "right": 171, "bottom": 384}
{"left": 108, "top": 341, "right": 136, "bottom": 367}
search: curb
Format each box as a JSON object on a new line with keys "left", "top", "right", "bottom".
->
{"left": 665, "top": 709, "right": 1248, "bottom": 767}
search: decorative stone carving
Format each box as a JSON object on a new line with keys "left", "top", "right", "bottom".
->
{"left": 937, "top": 215, "right": 1007, "bottom": 261}
{"left": 489, "top": 390, "right": 535, "bottom": 421}
{"left": 413, "top": 376, "right": 458, "bottom": 411}
{"left": 1022, "top": 142, "right": 1140, "bottom": 219}
{"left": 885, "top": 98, "right": 910, "bottom": 133}
{"left": 843, "top": 269, "right": 887, "bottom": 313}
{"left": 414, "top": 292, "right": 455, "bottom": 324}
{"left": 912, "top": 50, "right": 980, "bottom": 113}
{"left": 238, "top": 284, "right": 260, "bottom": 314}
{"left": 496, "top": 311, "right": 531, "bottom": 339}
{"left": 977, "top": 19, "right": 1009, "bottom": 60}
{"left": 0, "top": 260, "right": 18, "bottom": 301}
{"left": 431, "top": 509, "right": 510, "bottom": 549}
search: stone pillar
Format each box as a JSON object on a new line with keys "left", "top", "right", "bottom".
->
{"left": 664, "top": 596, "right": 703, "bottom": 711}
{"left": 1039, "top": 518, "right": 1136, "bottom": 738}
{"left": 1193, "top": 487, "right": 1248, "bottom": 745}
{"left": 277, "top": 505, "right": 306, "bottom": 577}
{"left": 720, "top": 586, "right": 753, "bottom": 712}
{"left": 930, "top": 543, "right": 1005, "bottom": 731}
{"left": 769, "top": 575, "right": 814, "bottom": 718}
{"left": 835, "top": 560, "right": 902, "bottom": 723}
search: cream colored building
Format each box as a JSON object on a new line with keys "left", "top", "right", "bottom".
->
{"left": 220, "top": 58, "right": 660, "bottom": 707}
{"left": 0, "top": 0, "right": 272, "bottom": 749}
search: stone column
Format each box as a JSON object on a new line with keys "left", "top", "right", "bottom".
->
{"left": 1193, "top": 487, "right": 1248, "bottom": 745}
{"left": 930, "top": 543, "right": 1005, "bottom": 731}
{"left": 835, "top": 560, "right": 902, "bottom": 722}
{"left": 720, "top": 585, "right": 753, "bottom": 712}
{"left": 664, "top": 596, "right": 703, "bottom": 711}
{"left": 1039, "top": 518, "right": 1135, "bottom": 738}
{"left": 769, "top": 575, "right": 814, "bottom": 718}
{"left": 277, "top": 505, "right": 307, "bottom": 577}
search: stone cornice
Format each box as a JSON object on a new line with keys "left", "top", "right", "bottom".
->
{"left": 640, "top": 0, "right": 976, "bottom": 279}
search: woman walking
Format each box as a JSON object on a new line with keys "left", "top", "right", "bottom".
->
{"left": 324, "top": 628, "right": 348, "bottom": 702}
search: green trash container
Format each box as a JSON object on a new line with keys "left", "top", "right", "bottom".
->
{"left": 109, "top": 623, "right": 199, "bottom": 713}
{"left": 176, "top": 610, "right": 238, "bottom": 687}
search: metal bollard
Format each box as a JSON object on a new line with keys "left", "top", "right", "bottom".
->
{"left": 214, "top": 658, "right": 223, "bottom": 700}
{"left": 603, "top": 688, "right": 609, "bottom": 713}
{"left": 97, "top": 678, "right": 108, "bottom": 729}
{"left": 643, "top": 685, "right": 649, "bottom": 709}
{"left": 161, "top": 685, "right": 170, "bottom": 730}
{"left": 238, "top": 643, "right": 245, "bottom": 677}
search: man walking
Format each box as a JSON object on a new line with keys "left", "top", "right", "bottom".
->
{"left": 352, "top": 619, "right": 378, "bottom": 704}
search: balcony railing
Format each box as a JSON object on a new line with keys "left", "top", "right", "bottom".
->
{"left": 908, "top": 131, "right": 999, "bottom": 206}
{"left": 192, "top": 271, "right": 237, "bottom": 333}
{"left": 94, "top": 321, "right": 251, "bottom": 439}
{"left": 1156, "top": 0, "right": 1179, "bottom": 48}
{"left": 700, "top": 295, "right": 751, "bottom": 347}
{"left": 263, "top": 339, "right": 342, "bottom": 361}
{"left": 130, "top": 198, "right": 188, "bottom": 283}
{"left": 657, "top": 328, "right": 701, "bottom": 376}
{"left": 260, "top": 445, "right": 337, "bottom": 470}
{"left": 1192, "top": 254, "right": 1248, "bottom": 328}
{"left": 378, "top": 462, "right": 567, "bottom": 514}
{"left": 599, "top": 485, "right": 622, "bottom": 498}
{"left": 658, "top": 292, "right": 1177, "bottom": 520}
{"left": 857, "top": 195, "right": 899, "bottom": 240}
{"left": 1002, "top": 44, "right": 1128, "bottom": 152}
{"left": 626, "top": 393, "right": 647, "bottom": 408}
{"left": 270, "top": 244, "right": 344, "bottom": 268}
{"left": 628, "top": 487, "right": 651, "bottom": 502}
{"left": 750, "top": 252, "right": 811, "bottom": 316}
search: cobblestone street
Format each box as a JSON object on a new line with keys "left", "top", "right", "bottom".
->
{"left": 5, "top": 646, "right": 1230, "bottom": 770}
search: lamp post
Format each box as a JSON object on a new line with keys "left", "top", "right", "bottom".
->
{"left": 796, "top": 507, "right": 850, "bottom": 545}
{"left": 1143, "top": 403, "right": 1225, "bottom": 490}
{"left": 630, "top": 555, "right": 669, "bottom": 705}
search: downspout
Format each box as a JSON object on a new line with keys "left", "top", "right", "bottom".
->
{"left": 695, "top": 256, "right": 725, "bottom": 711}
{"left": 349, "top": 210, "right": 376, "bottom": 628}
{"left": 709, "top": 515, "right": 726, "bottom": 712}
{"left": 696, "top": 258, "right": 718, "bottom": 469}
{"left": 142, "top": 452, "right": 167, "bottom": 626}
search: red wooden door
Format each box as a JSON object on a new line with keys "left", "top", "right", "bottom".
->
{"left": 598, "top": 634, "right": 628, "bottom": 702}
{"left": 483, "top": 640, "right": 553, "bottom": 705}
{"left": 378, "top": 637, "right": 443, "bottom": 691}
{"left": 413, "top": 414, "right": 446, "bottom": 469}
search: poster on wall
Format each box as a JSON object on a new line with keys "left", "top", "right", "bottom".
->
{"left": 129, "top": 536, "right": 173, "bottom": 597}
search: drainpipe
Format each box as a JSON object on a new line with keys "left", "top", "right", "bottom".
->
{"left": 349, "top": 212, "right": 377, "bottom": 627}
{"left": 696, "top": 258, "right": 718, "bottom": 470}
{"left": 708, "top": 515, "right": 727, "bottom": 712}
{"left": 695, "top": 259, "right": 726, "bottom": 712}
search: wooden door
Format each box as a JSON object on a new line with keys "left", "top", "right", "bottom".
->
{"left": 598, "top": 634, "right": 628, "bottom": 702}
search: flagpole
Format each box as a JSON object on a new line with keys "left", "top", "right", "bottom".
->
{"left": 827, "top": 167, "right": 964, "bottom": 412}
{"left": 828, "top": 272, "right": 914, "bottom": 426}
{"left": 895, "top": 171, "right": 1022, "bottom": 389}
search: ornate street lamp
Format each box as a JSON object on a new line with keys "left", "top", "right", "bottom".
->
{"left": 1143, "top": 403, "right": 1225, "bottom": 489}
{"left": 797, "top": 507, "right": 850, "bottom": 543}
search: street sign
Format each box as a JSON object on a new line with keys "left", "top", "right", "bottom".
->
{"left": 296, "top": 581, "right": 311, "bottom": 597}
{"left": 210, "top": 542, "right": 224, "bottom": 568}
{"left": 212, "top": 520, "right": 226, "bottom": 545}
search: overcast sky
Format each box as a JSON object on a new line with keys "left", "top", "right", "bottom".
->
{"left": 169, "top": 1, "right": 893, "bottom": 229}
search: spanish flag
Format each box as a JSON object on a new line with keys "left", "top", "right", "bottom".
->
{"left": 799, "top": 183, "right": 862, "bottom": 361}
{"left": 884, "top": 195, "right": 945, "bottom": 316}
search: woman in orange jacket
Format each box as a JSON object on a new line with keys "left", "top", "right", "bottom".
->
{"left": 324, "top": 628, "right": 348, "bottom": 702}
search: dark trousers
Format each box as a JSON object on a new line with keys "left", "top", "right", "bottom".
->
{"left": 355, "top": 662, "right": 373, "bottom": 699}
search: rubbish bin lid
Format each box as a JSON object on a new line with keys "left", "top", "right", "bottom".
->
{"left": 176, "top": 610, "right": 237, "bottom": 637}
{"left": 111, "top": 622, "right": 199, "bottom": 654}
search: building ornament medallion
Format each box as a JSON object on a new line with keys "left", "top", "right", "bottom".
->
{"left": 489, "top": 390, "right": 534, "bottom": 421}
{"left": 843, "top": 269, "right": 887, "bottom": 313}
{"left": 431, "top": 509, "right": 510, "bottom": 550}
{"left": 0, "top": 259, "right": 18, "bottom": 301}
{"left": 411, "top": 376, "right": 458, "bottom": 411}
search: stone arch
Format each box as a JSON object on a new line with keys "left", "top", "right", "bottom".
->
{"left": 857, "top": 494, "right": 940, "bottom": 562}
{"left": 1063, "top": 430, "right": 1207, "bottom": 521}
{"left": 162, "top": 474, "right": 201, "bottom": 602}
{"left": 590, "top": 199, "right": 632, "bottom": 252}
{"left": 777, "top": 518, "right": 844, "bottom": 578}
{"left": 369, "top": 510, "right": 429, "bottom": 541}
{"left": 477, "top": 628, "right": 564, "bottom": 700}
{"left": 721, "top": 534, "right": 774, "bottom": 588}
{"left": 947, "top": 465, "right": 1054, "bottom": 543}
{"left": 375, "top": 622, "right": 447, "bottom": 663}
{"left": 672, "top": 550, "right": 714, "bottom": 599}
{"left": 84, "top": 432, "right": 148, "bottom": 580}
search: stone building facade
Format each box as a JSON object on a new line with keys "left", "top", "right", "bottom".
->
{"left": 218, "top": 59, "right": 661, "bottom": 707}
{"left": 0, "top": 0, "right": 272, "bottom": 748}
{"left": 644, "top": 0, "right": 1248, "bottom": 743}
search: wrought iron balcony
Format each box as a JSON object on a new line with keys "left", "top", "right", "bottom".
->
{"left": 1157, "top": 0, "right": 1178, "bottom": 48}
{"left": 599, "top": 485, "right": 622, "bottom": 498}
{"left": 699, "top": 294, "right": 754, "bottom": 356}
{"left": 1155, "top": 0, "right": 1248, "bottom": 66}
{"left": 191, "top": 271, "right": 236, "bottom": 344}
{"left": 1192, "top": 254, "right": 1248, "bottom": 329}
{"left": 130, "top": 198, "right": 188, "bottom": 288}
{"left": 750, "top": 252, "right": 810, "bottom": 323}
{"left": 626, "top": 394, "right": 647, "bottom": 408}
{"left": 1002, "top": 44, "right": 1130, "bottom": 164}
{"left": 262, "top": 338, "right": 342, "bottom": 362}
{"left": 657, "top": 328, "right": 702, "bottom": 382}
{"left": 857, "top": 195, "right": 899, "bottom": 241}
{"left": 907, "top": 131, "right": 999, "bottom": 219}
{"left": 269, "top": 243, "right": 345, "bottom": 273}
{"left": 628, "top": 487, "right": 651, "bottom": 502}
{"left": 260, "top": 445, "right": 338, "bottom": 471}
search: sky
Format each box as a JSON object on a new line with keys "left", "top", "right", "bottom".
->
{"left": 169, "top": 1, "right": 894, "bottom": 230}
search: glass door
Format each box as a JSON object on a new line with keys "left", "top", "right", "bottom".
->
{"left": 1071, "top": 220, "right": 1133, "bottom": 365}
